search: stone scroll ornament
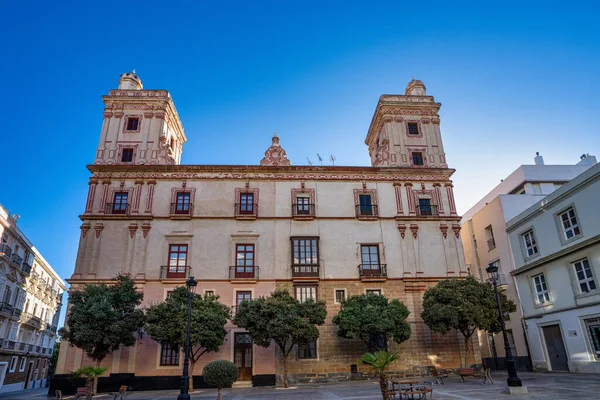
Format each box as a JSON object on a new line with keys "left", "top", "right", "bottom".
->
{"left": 260, "top": 133, "right": 291, "bottom": 166}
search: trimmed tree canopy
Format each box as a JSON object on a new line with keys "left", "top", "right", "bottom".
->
{"left": 333, "top": 293, "right": 411, "bottom": 350}
{"left": 62, "top": 274, "right": 144, "bottom": 363}
{"left": 203, "top": 360, "right": 238, "bottom": 388}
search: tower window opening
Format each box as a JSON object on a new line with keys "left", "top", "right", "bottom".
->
{"left": 126, "top": 117, "right": 139, "bottom": 131}
{"left": 121, "top": 148, "right": 134, "bottom": 163}
{"left": 412, "top": 152, "right": 424, "bottom": 166}
{"left": 407, "top": 122, "right": 419, "bottom": 135}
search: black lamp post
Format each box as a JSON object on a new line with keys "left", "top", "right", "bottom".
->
{"left": 178, "top": 276, "right": 197, "bottom": 400}
{"left": 486, "top": 264, "right": 522, "bottom": 387}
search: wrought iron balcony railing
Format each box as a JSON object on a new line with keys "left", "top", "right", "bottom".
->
{"left": 415, "top": 204, "right": 439, "bottom": 217}
{"left": 10, "top": 253, "right": 23, "bottom": 267}
{"left": 355, "top": 205, "right": 379, "bottom": 218}
{"left": 170, "top": 202, "right": 194, "bottom": 216}
{"left": 20, "top": 262, "right": 32, "bottom": 275}
{"left": 0, "top": 302, "right": 14, "bottom": 314}
{"left": 229, "top": 266, "right": 259, "bottom": 280}
{"left": 0, "top": 243, "right": 12, "bottom": 259}
{"left": 160, "top": 266, "right": 191, "bottom": 279}
{"left": 292, "top": 265, "right": 320, "bottom": 278}
{"left": 105, "top": 202, "right": 131, "bottom": 215}
{"left": 234, "top": 203, "right": 258, "bottom": 217}
{"left": 292, "top": 203, "right": 316, "bottom": 218}
{"left": 358, "top": 264, "right": 388, "bottom": 279}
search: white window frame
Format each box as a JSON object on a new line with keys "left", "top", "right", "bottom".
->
{"left": 295, "top": 286, "right": 317, "bottom": 302}
{"left": 365, "top": 289, "right": 382, "bottom": 295}
{"left": 522, "top": 230, "right": 539, "bottom": 257}
{"left": 18, "top": 357, "right": 26, "bottom": 372}
{"left": 9, "top": 356, "right": 18, "bottom": 373}
{"left": 533, "top": 273, "right": 550, "bottom": 304}
{"left": 573, "top": 258, "right": 597, "bottom": 294}
{"left": 558, "top": 207, "right": 581, "bottom": 241}
{"left": 333, "top": 288, "right": 346, "bottom": 304}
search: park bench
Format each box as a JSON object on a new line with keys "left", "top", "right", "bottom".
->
{"left": 424, "top": 365, "right": 448, "bottom": 384}
{"left": 108, "top": 385, "right": 128, "bottom": 399}
{"left": 459, "top": 367, "right": 475, "bottom": 383}
{"left": 74, "top": 387, "right": 88, "bottom": 399}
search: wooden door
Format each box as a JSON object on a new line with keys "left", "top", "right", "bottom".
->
{"left": 542, "top": 325, "right": 569, "bottom": 371}
{"left": 234, "top": 333, "right": 252, "bottom": 381}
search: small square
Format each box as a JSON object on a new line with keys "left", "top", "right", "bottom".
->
{"left": 126, "top": 117, "right": 139, "bottom": 131}
{"left": 407, "top": 122, "right": 419, "bottom": 135}
{"left": 412, "top": 152, "right": 424, "bottom": 166}
{"left": 121, "top": 148, "right": 134, "bottom": 162}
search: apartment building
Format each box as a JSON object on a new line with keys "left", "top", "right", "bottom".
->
{"left": 55, "top": 73, "right": 472, "bottom": 390}
{"left": 0, "top": 205, "right": 66, "bottom": 393}
{"left": 460, "top": 153, "right": 597, "bottom": 371}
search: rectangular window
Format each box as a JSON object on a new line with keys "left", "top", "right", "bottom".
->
{"left": 361, "top": 245, "right": 380, "bottom": 270}
{"left": 236, "top": 291, "right": 252, "bottom": 307}
{"left": 366, "top": 289, "right": 382, "bottom": 295}
{"left": 573, "top": 258, "right": 597, "bottom": 293}
{"left": 522, "top": 230, "right": 538, "bottom": 257}
{"left": 407, "top": 122, "right": 419, "bottom": 135}
{"left": 506, "top": 329, "right": 517, "bottom": 355}
{"left": 167, "top": 244, "right": 188, "bottom": 278}
{"left": 9, "top": 356, "right": 17, "bottom": 372}
{"left": 358, "top": 194, "right": 374, "bottom": 216}
{"left": 584, "top": 318, "right": 600, "bottom": 359}
{"left": 175, "top": 192, "right": 191, "bottom": 214}
{"left": 292, "top": 238, "right": 318, "bottom": 265}
{"left": 412, "top": 152, "right": 424, "bottom": 166}
{"left": 126, "top": 117, "right": 139, "bottom": 131}
{"left": 239, "top": 193, "right": 254, "bottom": 214}
{"left": 487, "top": 333, "right": 498, "bottom": 358}
{"left": 295, "top": 195, "right": 310, "bottom": 215}
{"left": 559, "top": 207, "right": 581, "bottom": 240}
{"left": 160, "top": 343, "right": 180, "bottom": 366}
{"left": 121, "top": 148, "right": 134, "bottom": 162}
{"left": 19, "top": 357, "right": 26, "bottom": 372}
{"left": 235, "top": 244, "right": 255, "bottom": 278}
{"left": 486, "top": 225, "right": 496, "bottom": 250}
{"left": 335, "top": 289, "right": 346, "bottom": 304}
{"left": 295, "top": 286, "right": 317, "bottom": 302}
{"left": 204, "top": 290, "right": 215, "bottom": 297}
{"left": 533, "top": 274, "right": 550, "bottom": 304}
{"left": 112, "top": 192, "right": 128, "bottom": 214}
{"left": 4, "top": 287, "right": 12, "bottom": 305}
{"left": 297, "top": 340, "right": 317, "bottom": 359}
{"left": 417, "top": 198, "right": 432, "bottom": 215}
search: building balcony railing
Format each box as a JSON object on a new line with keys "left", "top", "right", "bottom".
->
{"left": 2, "top": 340, "right": 16, "bottom": 350}
{"left": 292, "top": 265, "right": 320, "bottom": 279}
{"left": 10, "top": 253, "right": 23, "bottom": 267}
{"left": 35, "top": 345, "right": 41, "bottom": 353}
{"left": 0, "top": 302, "right": 14, "bottom": 315}
{"left": 229, "top": 266, "right": 259, "bottom": 280}
{"left": 27, "top": 344, "right": 34, "bottom": 352}
{"left": 415, "top": 204, "right": 439, "bottom": 217}
{"left": 105, "top": 202, "right": 131, "bottom": 215}
{"left": 17, "top": 342, "right": 26, "bottom": 351}
{"left": 292, "top": 203, "right": 316, "bottom": 219}
{"left": 0, "top": 243, "right": 12, "bottom": 259}
{"left": 487, "top": 237, "right": 496, "bottom": 251}
{"left": 358, "top": 264, "right": 388, "bottom": 280}
{"left": 234, "top": 203, "right": 258, "bottom": 219}
{"left": 160, "top": 266, "right": 191, "bottom": 279}
{"left": 355, "top": 205, "right": 379, "bottom": 219}
{"left": 21, "top": 312, "right": 42, "bottom": 329}
{"left": 12, "top": 307, "right": 22, "bottom": 318}
{"left": 30, "top": 271, "right": 39, "bottom": 282}
{"left": 170, "top": 202, "right": 194, "bottom": 217}
{"left": 20, "top": 262, "right": 32, "bottom": 276}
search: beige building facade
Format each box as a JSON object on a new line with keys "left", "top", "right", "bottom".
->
{"left": 460, "top": 154, "right": 596, "bottom": 371}
{"left": 56, "top": 73, "right": 474, "bottom": 390}
{"left": 0, "top": 205, "right": 66, "bottom": 393}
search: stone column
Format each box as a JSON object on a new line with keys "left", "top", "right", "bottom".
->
{"left": 145, "top": 180, "right": 156, "bottom": 214}
{"left": 445, "top": 183, "right": 457, "bottom": 215}
{"left": 84, "top": 178, "right": 98, "bottom": 214}
{"left": 98, "top": 180, "right": 111, "bottom": 213}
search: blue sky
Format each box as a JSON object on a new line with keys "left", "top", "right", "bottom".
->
{"left": 1, "top": 1, "right": 599, "bottom": 325}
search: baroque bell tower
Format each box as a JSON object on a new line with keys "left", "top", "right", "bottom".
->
{"left": 94, "top": 72, "right": 186, "bottom": 165}
{"left": 365, "top": 79, "right": 447, "bottom": 168}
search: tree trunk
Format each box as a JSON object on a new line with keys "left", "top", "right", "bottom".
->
{"left": 93, "top": 359, "right": 101, "bottom": 396}
{"left": 464, "top": 334, "right": 472, "bottom": 367}
{"left": 189, "top": 357, "right": 196, "bottom": 392}
{"left": 86, "top": 377, "right": 93, "bottom": 400}
{"left": 282, "top": 353, "right": 289, "bottom": 388}
{"left": 379, "top": 372, "right": 390, "bottom": 400}
{"left": 217, "top": 386, "right": 222, "bottom": 400}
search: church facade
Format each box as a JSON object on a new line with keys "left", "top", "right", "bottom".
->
{"left": 55, "top": 73, "right": 476, "bottom": 389}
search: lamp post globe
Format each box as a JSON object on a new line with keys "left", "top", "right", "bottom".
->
{"left": 177, "top": 276, "right": 197, "bottom": 400}
{"left": 486, "top": 264, "right": 522, "bottom": 388}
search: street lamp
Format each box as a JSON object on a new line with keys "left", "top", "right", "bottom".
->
{"left": 178, "top": 276, "right": 197, "bottom": 400}
{"left": 486, "top": 264, "right": 522, "bottom": 388}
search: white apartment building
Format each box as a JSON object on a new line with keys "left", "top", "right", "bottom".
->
{"left": 460, "top": 153, "right": 597, "bottom": 371}
{"left": 507, "top": 162, "right": 600, "bottom": 373}
{"left": 0, "top": 205, "right": 66, "bottom": 393}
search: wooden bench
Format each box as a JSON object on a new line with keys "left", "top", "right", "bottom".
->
{"left": 459, "top": 367, "right": 475, "bottom": 383}
{"left": 74, "top": 387, "right": 89, "bottom": 399}
{"left": 108, "top": 385, "right": 128, "bottom": 400}
{"left": 424, "top": 366, "right": 448, "bottom": 384}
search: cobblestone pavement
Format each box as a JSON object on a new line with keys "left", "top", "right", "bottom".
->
{"left": 3, "top": 372, "right": 600, "bottom": 399}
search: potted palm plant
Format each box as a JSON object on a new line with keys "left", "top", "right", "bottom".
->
{"left": 359, "top": 351, "right": 399, "bottom": 400}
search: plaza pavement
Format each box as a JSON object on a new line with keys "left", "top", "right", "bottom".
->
{"left": 3, "top": 372, "right": 599, "bottom": 399}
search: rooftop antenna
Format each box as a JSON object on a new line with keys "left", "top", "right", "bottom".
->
{"left": 329, "top": 154, "right": 336, "bottom": 166}
{"left": 133, "top": 68, "right": 136, "bottom": 74}
{"left": 306, "top": 157, "right": 313, "bottom": 166}
{"left": 317, "top": 153, "right": 323, "bottom": 166}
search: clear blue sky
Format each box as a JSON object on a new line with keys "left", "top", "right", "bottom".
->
{"left": 1, "top": 1, "right": 598, "bottom": 325}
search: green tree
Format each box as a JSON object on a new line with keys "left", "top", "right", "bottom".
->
{"left": 421, "top": 275, "right": 516, "bottom": 366}
{"left": 333, "top": 293, "right": 411, "bottom": 352}
{"left": 203, "top": 360, "right": 238, "bottom": 400}
{"left": 145, "top": 287, "right": 230, "bottom": 391}
{"left": 72, "top": 366, "right": 108, "bottom": 400}
{"left": 233, "top": 289, "right": 327, "bottom": 388}
{"left": 48, "top": 341, "right": 61, "bottom": 378}
{"left": 61, "top": 274, "right": 144, "bottom": 392}
{"left": 359, "top": 351, "right": 399, "bottom": 400}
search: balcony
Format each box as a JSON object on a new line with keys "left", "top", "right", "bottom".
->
{"left": 27, "top": 344, "right": 34, "bottom": 352}
{"left": 2, "top": 340, "right": 16, "bottom": 350}
{"left": 21, "top": 312, "right": 42, "bottom": 329}
{"left": 105, "top": 202, "right": 130, "bottom": 215}
{"left": 0, "top": 243, "right": 12, "bottom": 260}
{"left": 416, "top": 204, "right": 439, "bottom": 217}
{"left": 35, "top": 345, "right": 41, "bottom": 354}
{"left": 17, "top": 342, "right": 26, "bottom": 351}
{"left": 11, "top": 307, "right": 22, "bottom": 318}
{"left": 0, "top": 302, "right": 14, "bottom": 315}
{"left": 355, "top": 205, "right": 379, "bottom": 220}
{"left": 234, "top": 203, "right": 258, "bottom": 220}
{"left": 229, "top": 266, "right": 259, "bottom": 281}
{"left": 10, "top": 253, "right": 23, "bottom": 267}
{"left": 292, "top": 203, "right": 316, "bottom": 220}
{"left": 292, "top": 265, "right": 320, "bottom": 280}
{"left": 20, "top": 262, "right": 32, "bottom": 276}
{"left": 160, "top": 266, "right": 191, "bottom": 279}
{"left": 170, "top": 202, "right": 194, "bottom": 219}
{"left": 30, "top": 271, "right": 39, "bottom": 282}
{"left": 487, "top": 237, "right": 496, "bottom": 251}
{"left": 358, "top": 264, "right": 388, "bottom": 281}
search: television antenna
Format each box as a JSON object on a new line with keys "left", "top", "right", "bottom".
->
{"left": 329, "top": 154, "right": 336, "bottom": 166}
{"left": 306, "top": 157, "right": 313, "bottom": 166}
{"left": 317, "top": 153, "right": 323, "bottom": 166}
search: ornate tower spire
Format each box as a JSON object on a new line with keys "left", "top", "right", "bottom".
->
{"left": 260, "top": 133, "right": 291, "bottom": 166}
